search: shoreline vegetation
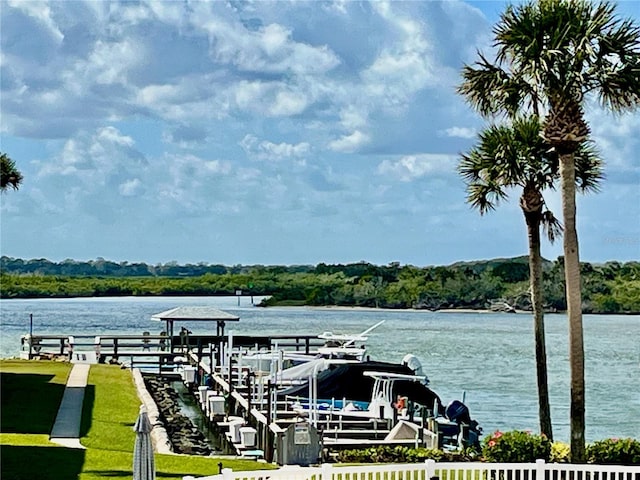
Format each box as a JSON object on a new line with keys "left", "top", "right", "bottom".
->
{"left": 1, "top": 255, "right": 638, "bottom": 314}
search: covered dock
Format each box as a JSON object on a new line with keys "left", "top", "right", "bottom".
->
{"left": 151, "top": 306, "right": 240, "bottom": 339}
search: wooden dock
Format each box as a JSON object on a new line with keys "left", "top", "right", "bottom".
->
{"left": 20, "top": 332, "right": 327, "bottom": 374}
{"left": 20, "top": 329, "right": 443, "bottom": 464}
{"left": 178, "top": 346, "right": 440, "bottom": 464}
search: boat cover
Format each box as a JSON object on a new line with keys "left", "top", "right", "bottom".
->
{"left": 278, "top": 361, "right": 444, "bottom": 414}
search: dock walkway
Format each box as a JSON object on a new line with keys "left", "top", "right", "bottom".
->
{"left": 50, "top": 363, "right": 90, "bottom": 449}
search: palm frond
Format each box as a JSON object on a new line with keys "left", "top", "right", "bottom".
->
{"left": 0, "top": 153, "right": 24, "bottom": 192}
{"left": 466, "top": 181, "right": 508, "bottom": 215}
{"left": 541, "top": 209, "right": 563, "bottom": 243}
{"left": 458, "top": 55, "right": 517, "bottom": 117}
{"left": 458, "top": 114, "right": 562, "bottom": 218}
{"left": 574, "top": 140, "right": 605, "bottom": 192}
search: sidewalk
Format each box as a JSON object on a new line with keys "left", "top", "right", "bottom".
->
{"left": 50, "top": 363, "right": 90, "bottom": 449}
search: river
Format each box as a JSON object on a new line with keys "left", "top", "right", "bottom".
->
{"left": 1, "top": 295, "right": 638, "bottom": 443}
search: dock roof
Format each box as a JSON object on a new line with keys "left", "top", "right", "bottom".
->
{"left": 151, "top": 306, "right": 240, "bottom": 322}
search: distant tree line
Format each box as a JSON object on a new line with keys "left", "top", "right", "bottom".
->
{"left": 1, "top": 256, "right": 638, "bottom": 314}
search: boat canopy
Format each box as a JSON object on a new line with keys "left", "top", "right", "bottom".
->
{"left": 151, "top": 306, "right": 239, "bottom": 338}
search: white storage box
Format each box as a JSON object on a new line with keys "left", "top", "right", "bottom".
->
{"left": 239, "top": 426, "right": 257, "bottom": 447}
{"left": 182, "top": 366, "right": 196, "bottom": 384}
{"left": 229, "top": 419, "right": 244, "bottom": 443}
{"left": 208, "top": 395, "right": 225, "bottom": 415}
{"left": 197, "top": 386, "right": 208, "bottom": 404}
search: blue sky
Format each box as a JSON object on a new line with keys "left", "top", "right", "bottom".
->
{"left": 1, "top": 0, "right": 638, "bottom": 267}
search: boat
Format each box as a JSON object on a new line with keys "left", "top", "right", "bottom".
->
{"left": 277, "top": 356, "right": 482, "bottom": 450}
{"left": 231, "top": 322, "right": 482, "bottom": 451}
{"left": 238, "top": 321, "right": 384, "bottom": 387}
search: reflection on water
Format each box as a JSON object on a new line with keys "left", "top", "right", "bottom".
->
{"left": 1, "top": 296, "right": 639, "bottom": 442}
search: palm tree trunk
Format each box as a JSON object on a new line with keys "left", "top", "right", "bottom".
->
{"left": 524, "top": 210, "right": 553, "bottom": 441}
{"left": 560, "top": 152, "right": 586, "bottom": 462}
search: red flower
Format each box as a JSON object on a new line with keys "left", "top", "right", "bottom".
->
{"left": 494, "top": 431, "right": 503, "bottom": 439}
{"left": 488, "top": 440, "right": 496, "bottom": 447}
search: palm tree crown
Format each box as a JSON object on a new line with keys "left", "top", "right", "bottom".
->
{"left": 460, "top": 0, "right": 640, "bottom": 127}
{"left": 459, "top": 115, "right": 601, "bottom": 217}
{"left": 1, "top": 153, "right": 23, "bottom": 192}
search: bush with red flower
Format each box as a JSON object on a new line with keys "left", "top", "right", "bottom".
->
{"left": 482, "top": 430, "right": 551, "bottom": 463}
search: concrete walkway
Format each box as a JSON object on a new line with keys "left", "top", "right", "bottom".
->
{"left": 50, "top": 363, "right": 90, "bottom": 449}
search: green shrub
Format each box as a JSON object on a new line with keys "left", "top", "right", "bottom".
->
{"left": 550, "top": 442, "right": 570, "bottom": 463}
{"left": 482, "top": 430, "right": 551, "bottom": 463}
{"left": 587, "top": 438, "right": 640, "bottom": 465}
{"left": 336, "top": 445, "right": 445, "bottom": 463}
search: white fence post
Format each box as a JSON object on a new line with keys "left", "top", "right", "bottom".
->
{"left": 222, "top": 467, "right": 234, "bottom": 480}
{"left": 535, "top": 459, "right": 546, "bottom": 480}
{"left": 425, "top": 459, "right": 437, "bottom": 479}
{"left": 321, "top": 463, "right": 333, "bottom": 480}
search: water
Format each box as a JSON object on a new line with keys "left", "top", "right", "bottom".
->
{"left": 1, "top": 296, "right": 639, "bottom": 442}
{"left": 171, "top": 380, "right": 225, "bottom": 453}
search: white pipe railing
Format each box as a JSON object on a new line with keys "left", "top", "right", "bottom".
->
{"left": 184, "top": 459, "right": 640, "bottom": 480}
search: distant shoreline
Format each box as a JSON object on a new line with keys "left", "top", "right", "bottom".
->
{"left": 3, "top": 293, "right": 639, "bottom": 315}
{"left": 302, "top": 305, "right": 527, "bottom": 314}
{"left": 283, "top": 305, "right": 640, "bottom": 315}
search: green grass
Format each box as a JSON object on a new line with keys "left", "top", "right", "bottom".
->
{"left": 0, "top": 360, "right": 276, "bottom": 480}
{"left": 81, "top": 364, "right": 139, "bottom": 451}
{"left": 0, "top": 359, "right": 71, "bottom": 434}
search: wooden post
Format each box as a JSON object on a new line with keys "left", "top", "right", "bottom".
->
{"left": 28, "top": 314, "right": 33, "bottom": 360}
{"left": 197, "top": 338, "right": 203, "bottom": 363}
{"left": 247, "top": 372, "right": 253, "bottom": 414}
{"left": 265, "top": 425, "right": 274, "bottom": 463}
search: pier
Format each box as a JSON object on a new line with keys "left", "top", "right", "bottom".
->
{"left": 19, "top": 306, "right": 469, "bottom": 465}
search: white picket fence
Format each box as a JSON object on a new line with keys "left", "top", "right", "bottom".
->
{"left": 184, "top": 459, "right": 640, "bottom": 480}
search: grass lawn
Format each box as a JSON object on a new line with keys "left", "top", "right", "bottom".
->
{"left": 1, "top": 359, "right": 275, "bottom": 480}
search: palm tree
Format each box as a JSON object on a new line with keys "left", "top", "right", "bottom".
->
{"left": 459, "top": 115, "right": 602, "bottom": 442}
{"left": 1, "top": 153, "right": 23, "bottom": 192}
{"left": 458, "top": 0, "right": 640, "bottom": 461}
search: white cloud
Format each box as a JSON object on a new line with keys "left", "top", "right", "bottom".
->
{"left": 338, "top": 106, "right": 368, "bottom": 130}
{"left": 39, "top": 126, "right": 147, "bottom": 189}
{"left": 86, "top": 39, "right": 144, "bottom": 86}
{"left": 587, "top": 109, "right": 640, "bottom": 173}
{"left": 361, "top": 2, "right": 436, "bottom": 111}
{"left": 377, "top": 154, "right": 458, "bottom": 181}
{"left": 167, "top": 154, "right": 232, "bottom": 187}
{"left": 328, "top": 131, "right": 370, "bottom": 153}
{"left": 440, "top": 126, "right": 477, "bottom": 139}
{"left": 268, "top": 90, "right": 309, "bottom": 116}
{"left": 7, "top": 0, "right": 64, "bottom": 42}
{"left": 240, "top": 134, "right": 310, "bottom": 161}
{"left": 95, "top": 126, "right": 135, "bottom": 147}
{"left": 119, "top": 178, "right": 143, "bottom": 196}
{"left": 195, "top": 10, "right": 340, "bottom": 76}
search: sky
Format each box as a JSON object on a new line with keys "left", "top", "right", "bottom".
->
{"left": 1, "top": 0, "right": 639, "bottom": 267}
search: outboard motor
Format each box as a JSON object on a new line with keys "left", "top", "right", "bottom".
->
{"left": 445, "top": 400, "right": 472, "bottom": 425}
{"left": 445, "top": 400, "right": 482, "bottom": 450}
{"left": 402, "top": 354, "right": 425, "bottom": 376}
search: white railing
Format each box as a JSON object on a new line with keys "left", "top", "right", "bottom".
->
{"left": 184, "top": 459, "right": 640, "bottom": 480}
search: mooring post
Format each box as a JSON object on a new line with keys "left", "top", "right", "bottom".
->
{"left": 28, "top": 313, "right": 33, "bottom": 360}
